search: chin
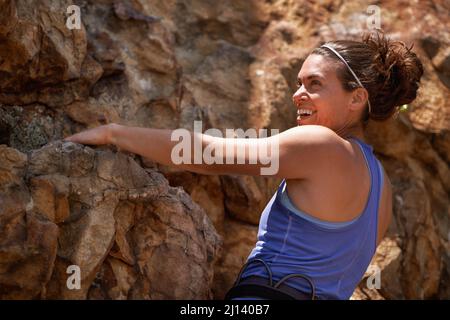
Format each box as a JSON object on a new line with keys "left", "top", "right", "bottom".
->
{"left": 296, "top": 116, "right": 317, "bottom": 126}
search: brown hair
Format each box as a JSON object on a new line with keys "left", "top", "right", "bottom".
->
{"left": 311, "top": 30, "right": 424, "bottom": 123}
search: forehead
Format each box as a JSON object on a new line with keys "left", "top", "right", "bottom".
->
{"left": 297, "top": 54, "right": 339, "bottom": 80}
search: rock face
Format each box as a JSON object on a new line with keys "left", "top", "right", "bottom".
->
{"left": 0, "top": 142, "right": 221, "bottom": 299}
{"left": 0, "top": 0, "right": 449, "bottom": 299}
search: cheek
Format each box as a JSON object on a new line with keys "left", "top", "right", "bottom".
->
{"left": 317, "top": 88, "right": 348, "bottom": 113}
{"left": 313, "top": 94, "right": 344, "bottom": 124}
{"left": 311, "top": 92, "right": 334, "bottom": 113}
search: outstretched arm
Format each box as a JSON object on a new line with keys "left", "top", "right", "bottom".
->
{"left": 109, "top": 124, "right": 214, "bottom": 175}
{"left": 64, "top": 123, "right": 346, "bottom": 178}
{"left": 64, "top": 123, "right": 213, "bottom": 175}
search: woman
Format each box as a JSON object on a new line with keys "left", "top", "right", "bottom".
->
{"left": 64, "top": 31, "right": 424, "bottom": 300}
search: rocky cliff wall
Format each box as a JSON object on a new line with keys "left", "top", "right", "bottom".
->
{"left": 0, "top": 0, "right": 449, "bottom": 299}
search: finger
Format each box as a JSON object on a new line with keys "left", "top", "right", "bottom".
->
{"left": 63, "top": 133, "right": 83, "bottom": 143}
{"left": 63, "top": 135, "right": 78, "bottom": 142}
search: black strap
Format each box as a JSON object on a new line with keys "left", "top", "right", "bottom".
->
{"left": 225, "top": 283, "right": 297, "bottom": 300}
{"left": 226, "top": 257, "right": 318, "bottom": 300}
{"left": 274, "top": 273, "right": 316, "bottom": 299}
{"left": 233, "top": 258, "right": 273, "bottom": 287}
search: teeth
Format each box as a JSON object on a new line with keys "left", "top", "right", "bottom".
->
{"left": 297, "top": 109, "right": 313, "bottom": 115}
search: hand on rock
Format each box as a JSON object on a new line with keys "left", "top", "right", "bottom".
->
{"left": 64, "top": 124, "right": 115, "bottom": 146}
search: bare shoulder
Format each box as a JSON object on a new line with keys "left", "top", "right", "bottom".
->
{"left": 279, "top": 125, "right": 348, "bottom": 158}
{"left": 276, "top": 125, "right": 350, "bottom": 180}
{"left": 281, "top": 125, "right": 344, "bottom": 143}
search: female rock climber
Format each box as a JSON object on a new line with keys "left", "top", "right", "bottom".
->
{"left": 64, "top": 30, "right": 424, "bottom": 300}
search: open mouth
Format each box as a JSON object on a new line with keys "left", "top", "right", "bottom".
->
{"left": 297, "top": 109, "right": 316, "bottom": 121}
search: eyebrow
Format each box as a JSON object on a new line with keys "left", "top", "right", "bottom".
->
{"left": 297, "top": 74, "right": 324, "bottom": 82}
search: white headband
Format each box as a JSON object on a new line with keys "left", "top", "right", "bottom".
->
{"left": 321, "top": 45, "right": 372, "bottom": 113}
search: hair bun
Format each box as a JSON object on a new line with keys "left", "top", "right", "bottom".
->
{"left": 363, "top": 31, "right": 424, "bottom": 118}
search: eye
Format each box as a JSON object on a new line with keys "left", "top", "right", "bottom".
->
{"left": 296, "top": 80, "right": 302, "bottom": 87}
{"left": 311, "top": 80, "right": 321, "bottom": 86}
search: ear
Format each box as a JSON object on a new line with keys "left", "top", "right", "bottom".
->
{"left": 349, "top": 88, "right": 369, "bottom": 111}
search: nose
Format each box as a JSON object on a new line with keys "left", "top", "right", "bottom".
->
{"left": 292, "top": 87, "right": 309, "bottom": 106}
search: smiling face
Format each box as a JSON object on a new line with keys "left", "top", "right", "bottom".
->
{"left": 293, "top": 54, "right": 366, "bottom": 133}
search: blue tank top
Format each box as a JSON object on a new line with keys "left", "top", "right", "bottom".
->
{"left": 240, "top": 137, "right": 385, "bottom": 299}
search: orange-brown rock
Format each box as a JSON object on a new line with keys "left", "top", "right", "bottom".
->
{"left": 0, "top": 0, "right": 448, "bottom": 299}
{"left": 0, "top": 142, "right": 221, "bottom": 299}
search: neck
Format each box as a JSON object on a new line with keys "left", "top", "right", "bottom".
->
{"left": 334, "top": 121, "right": 366, "bottom": 142}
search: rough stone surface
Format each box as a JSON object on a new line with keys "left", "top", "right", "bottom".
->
{"left": 0, "top": 142, "right": 221, "bottom": 299}
{"left": 0, "top": 0, "right": 448, "bottom": 299}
